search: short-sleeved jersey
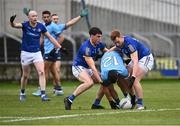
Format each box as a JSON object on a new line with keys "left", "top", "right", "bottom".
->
{"left": 73, "top": 39, "right": 105, "bottom": 68}
{"left": 58, "top": 23, "right": 66, "bottom": 34}
{"left": 116, "top": 36, "right": 150, "bottom": 60}
{"left": 44, "top": 22, "right": 61, "bottom": 54}
{"left": 21, "top": 21, "right": 47, "bottom": 52}
{"left": 101, "top": 51, "right": 128, "bottom": 81}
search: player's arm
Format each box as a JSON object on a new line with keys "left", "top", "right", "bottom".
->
{"left": 130, "top": 51, "right": 138, "bottom": 77}
{"left": 44, "top": 32, "right": 61, "bottom": 48}
{"left": 40, "top": 33, "right": 44, "bottom": 47}
{"left": 58, "top": 34, "right": 65, "bottom": 44}
{"left": 10, "top": 15, "right": 22, "bottom": 28}
{"left": 102, "top": 47, "right": 109, "bottom": 52}
{"left": 65, "top": 8, "right": 88, "bottom": 29}
{"left": 84, "top": 56, "right": 103, "bottom": 83}
{"left": 108, "top": 46, "right": 116, "bottom": 51}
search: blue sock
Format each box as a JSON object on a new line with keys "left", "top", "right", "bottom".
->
{"left": 115, "top": 98, "right": 120, "bottom": 105}
{"left": 41, "top": 90, "right": 45, "bottom": 96}
{"left": 93, "top": 99, "right": 101, "bottom": 106}
{"left": 123, "top": 93, "right": 128, "bottom": 97}
{"left": 21, "top": 89, "right": 25, "bottom": 94}
{"left": 68, "top": 94, "right": 76, "bottom": 102}
{"left": 137, "top": 98, "right": 143, "bottom": 105}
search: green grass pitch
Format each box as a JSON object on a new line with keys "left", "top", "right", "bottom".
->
{"left": 0, "top": 79, "right": 180, "bottom": 125}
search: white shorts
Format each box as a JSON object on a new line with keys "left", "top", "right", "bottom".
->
{"left": 20, "top": 51, "right": 44, "bottom": 65}
{"left": 72, "top": 66, "right": 93, "bottom": 78}
{"left": 128, "top": 53, "right": 154, "bottom": 72}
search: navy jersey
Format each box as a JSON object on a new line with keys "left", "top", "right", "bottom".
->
{"left": 101, "top": 51, "right": 128, "bottom": 81}
{"left": 21, "top": 21, "right": 47, "bottom": 52}
{"left": 117, "top": 36, "right": 150, "bottom": 60}
{"left": 73, "top": 39, "right": 105, "bottom": 68}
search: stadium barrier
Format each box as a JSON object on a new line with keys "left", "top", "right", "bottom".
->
{"left": 0, "top": 57, "right": 179, "bottom": 82}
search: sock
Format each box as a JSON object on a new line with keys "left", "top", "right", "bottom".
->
{"left": 123, "top": 92, "right": 128, "bottom": 97}
{"left": 21, "top": 89, "right": 25, "bottom": 94}
{"left": 41, "top": 90, "right": 45, "bottom": 97}
{"left": 93, "top": 99, "right": 101, "bottom": 106}
{"left": 68, "top": 94, "right": 76, "bottom": 102}
{"left": 130, "top": 94, "right": 136, "bottom": 105}
{"left": 137, "top": 98, "right": 143, "bottom": 106}
{"left": 115, "top": 98, "right": 120, "bottom": 105}
{"left": 54, "top": 85, "right": 62, "bottom": 90}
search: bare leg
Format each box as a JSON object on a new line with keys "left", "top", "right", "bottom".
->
{"left": 34, "top": 61, "right": 46, "bottom": 91}
{"left": 21, "top": 65, "right": 30, "bottom": 90}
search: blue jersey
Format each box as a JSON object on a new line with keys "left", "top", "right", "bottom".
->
{"left": 21, "top": 21, "right": 47, "bottom": 52}
{"left": 58, "top": 23, "right": 66, "bottom": 34}
{"left": 73, "top": 39, "right": 105, "bottom": 68}
{"left": 44, "top": 22, "right": 62, "bottom": 54}
{"left": 116, "top": 36, "right": 150, "bottom": 60}
{"left": 101, "top": 51, "right": 128, "bottom": 81}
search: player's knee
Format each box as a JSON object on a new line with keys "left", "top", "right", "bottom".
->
{"left": 22, "top": 74, "right": 29, "bottom": 80}
{"left": 38, "top": 71, "right": 45, "bottom": 76}
{"left": 86, "top": 79, "right": 94, "bottom": 87}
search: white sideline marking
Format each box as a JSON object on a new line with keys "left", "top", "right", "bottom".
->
{"left": 0, "top": 108, "right": 180, "bottom": 123}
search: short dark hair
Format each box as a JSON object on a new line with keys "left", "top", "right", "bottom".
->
{"left": 51, "top": 13, "right": 58, "bottom": 17}
{"left": 89, "top": 27, "right": 102, "bottom": 36}
{"left": 42, "top": 10, "right": 51, "bottom": 16}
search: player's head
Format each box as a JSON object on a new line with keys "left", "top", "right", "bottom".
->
{"left": 42, "top": 10, "right": 51, "bottom": 24}
{"left": 89, "top": 27, "right": 102, "bottom": 45}
{"left": 51, "top": 14, "right": 59, "bottom": 24}
{"left": 28, "top": 10, "right": 38, "bottom": 24}
{"left": 110, "top": 30, "right": 124, "bottom": 47}
{"left": 102, "top": 70, "right": 119, "bottom": 87}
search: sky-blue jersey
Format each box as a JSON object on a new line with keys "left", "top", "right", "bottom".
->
{"left": 101, "top": 51, "right": 128, "bottom": 81}
{"left": 58, "top": 23, "right": 66, "bottom": 34}
{"left": 21, "top": 21, "right": 47, "bottom": 52}
{"left": 73, "top": 39, "right": 105, "bottom": 68}
{"left": 116, "top": 36, "right": 150, "bottom": 60}
{"left": 44, "top": 22, "right": 62, "bottom": 54}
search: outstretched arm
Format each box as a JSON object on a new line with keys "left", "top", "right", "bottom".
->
{"left": 10, "top": 15, "right": 22, "bottom": 28}
{"left": 65, "top": 8, "right": 88, "bottom": 29}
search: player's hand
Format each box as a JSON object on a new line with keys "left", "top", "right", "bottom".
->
{"left": 23, "top": 8, "right": 31, "bottom": 16}
{"left": 80, "top": 8, "right": 88, "bottom": 17}
{"left": 10, "top": 14, "right": 16, "bottom": 23}
{"left": 127, "top": 76, "right": 135, "bottom": 88}
{"left": 60, "top": 48, "right": 68, "bottom": 55}
{"left": 94, "top": 53, "right": 104, "bottom": 61}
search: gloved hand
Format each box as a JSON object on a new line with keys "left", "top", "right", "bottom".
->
{"left": 80, "top": 8, "right": 88, "bottom": 17}
{"left": 10, "top": 15, "right": 16, "bottom": 23}
{"left": 127, "top": 76, "right": 136, "bottom": 88}
{"left": 23, "top": 8, "right": 31, "bottom": 16}
{"left": 94, "top": 54, "right": 103, "bottom": 61}
{"left": 49, "top": 48, "right": 60, "bottom": 56}
{"left": 60, "top": 48, "right": 68, "bottom": 55}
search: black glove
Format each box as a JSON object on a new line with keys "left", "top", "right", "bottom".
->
{"left": 94, "top": 53, "right": 104, "bottom": 61}
{"left": 128, "top": 76, "right": 136, "bottom": 88}
{"left": 124, "top": 59, "right": 131, "bottom": 65}
{"left": 60, "top": 48, "right": 68, "bottom": 55}
{"left": 49, "top": 48, "right": 59, "bottom": 56}
{"left": 10, "top": 15, "right": 16, "bottom": 23}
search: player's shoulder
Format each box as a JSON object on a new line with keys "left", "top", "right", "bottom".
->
{"left": 22, "top": 21, "right": 29, "bottom": 26}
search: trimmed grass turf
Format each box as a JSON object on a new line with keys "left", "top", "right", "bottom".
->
{"left": 0, "top": 79, "right": 180, "bottom": 125}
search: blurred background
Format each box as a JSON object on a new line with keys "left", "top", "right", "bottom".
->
{"left": 0, "top": 0, "right": 180, "bottom": 81}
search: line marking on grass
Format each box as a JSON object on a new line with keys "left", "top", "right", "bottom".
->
{"left": 0, "top": 108, "right": 180, "bottom": 123}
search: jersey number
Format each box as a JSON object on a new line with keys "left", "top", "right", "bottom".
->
{"left": 103, "top": 56, "right": 119, "bottom": 67}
